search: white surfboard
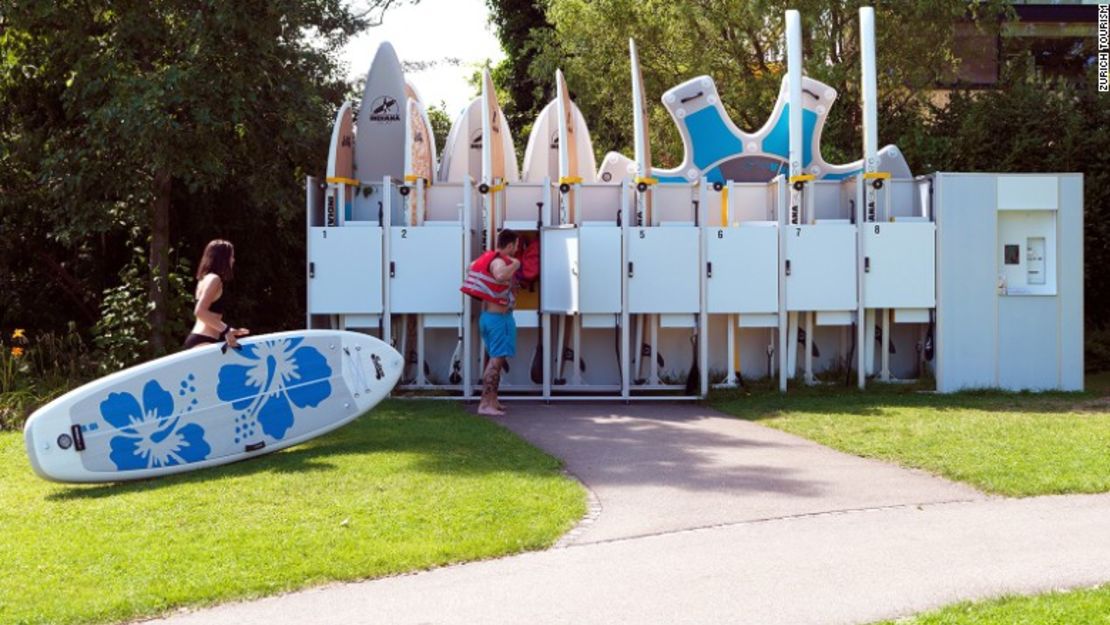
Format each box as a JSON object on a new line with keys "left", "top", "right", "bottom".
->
{"left": 325, "top": 101, "right": 356, "bottom": 226}
{"left": 597, "top": 151, "right": 635, "bottom": 183}
{"left": 522, "top": 97, "right": 597, "bottom": 184}
{"left": 438, "top": 93, "right": 519, "bottom": 184}
{"left": 355, "top": 42, "right": 408, "bottom": 183}
{"left": 24, "top": 330, "right": 403, "bottom": 483}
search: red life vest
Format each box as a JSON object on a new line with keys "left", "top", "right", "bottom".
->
{"left": 460, "top": 250, "right": 513, "bottom": 306}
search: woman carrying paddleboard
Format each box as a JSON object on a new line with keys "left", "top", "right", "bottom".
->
{"left": 461, "top": 229, "right": 520, "bottom": 416}
{"left": 184, "top": 239, "right": 250, "bottom": 350}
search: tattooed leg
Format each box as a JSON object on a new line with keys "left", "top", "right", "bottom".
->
{"left": 479, "top": 357, "right": 505, "bottom": 415}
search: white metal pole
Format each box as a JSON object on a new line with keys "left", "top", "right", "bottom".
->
{"left": 860, "top": 6, "right": 879, "bottom": 387}
{"left": 620, "top": 182, "right": 631, "bottom": 401}
{"left": 382, "top": 176, "right": 393, "bottom": 346}
{"left": 462, "top": 177, "right": 473, "bottom": 398}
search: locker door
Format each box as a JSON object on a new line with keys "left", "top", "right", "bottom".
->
{"left": 862, "top": 221, "right": 935, "bottom": 309}
{"left": 785, "top": 224, "right": 856, "bottom": 312}
{"left": 628, "top": 227, "right": 699, "bottom": 313}
{"left": 579, "top": 227, "right": 622, "bottom": 314}
{"left": 705, "top": 225, "right": 778, "bottom": 314}
{"left": 389, "top": 226, "right": 464, "bottom": 313}
{"left": 308, "top": 226, "right": 383, "bottom": 313}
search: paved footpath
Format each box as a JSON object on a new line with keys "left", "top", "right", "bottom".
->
{"left": 148, "top": 403, "right": 1110, "bottom": 625}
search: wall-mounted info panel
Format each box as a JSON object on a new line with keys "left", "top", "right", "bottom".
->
{"left": 628, "top": 226, "right": 699, "bottom": 313}
{"left": 389, "top": 225, "right": 463, "bottom": 313}
{"left": 308, "top": 226, "right": 383, "bottom": 314}
{"left": 933, "top": 172, "right": 1082, "bottom": 393}
{"left": 784, "top": 223, "right": 856, "bottom": 312}
{"left": 704, "top": 224, "right": 778, "bottom": 314}
{"left": 862, "top": 221, "right": 936, "bottom": 309}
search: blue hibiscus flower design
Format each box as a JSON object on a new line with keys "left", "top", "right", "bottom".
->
{"left": 216, "top": 337, "right": 332, "bottom": 440}
{"left": 100, "top": 380, "right": 211, "bottom": 471}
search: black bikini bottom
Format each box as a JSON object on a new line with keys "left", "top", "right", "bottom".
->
{"left": 183, "top": 333, "right": 221, "bottom": 349}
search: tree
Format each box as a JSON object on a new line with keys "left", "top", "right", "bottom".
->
{"left": 525, "top": 0, "right": 1008, "bottom": 168}
{"left": 0, "top": 0, "right": 367, "bottom": 354}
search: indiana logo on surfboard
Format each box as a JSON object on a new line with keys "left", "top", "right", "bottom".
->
{"left": 369, "top": 95, "right": 400, "bottom": 122}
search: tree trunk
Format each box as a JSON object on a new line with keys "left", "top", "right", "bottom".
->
{"left": 148, "top": 170, "right": 171, "bottom": 356}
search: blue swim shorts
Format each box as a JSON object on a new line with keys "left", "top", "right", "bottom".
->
{"left": 480, "top": 311, "right": 516, "bottom": 359}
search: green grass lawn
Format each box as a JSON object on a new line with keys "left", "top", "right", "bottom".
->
{"left": 711, "top": 374, "right": 1110, "bottom": 496}
{"left": 875, "top": 585, "right": 1110, "bottom": 624}
{"left": 0, "top": 400, "right": 586, "bottom": 625}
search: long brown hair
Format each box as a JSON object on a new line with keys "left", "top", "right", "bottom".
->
{"left": 196, "top": 239, "right": 235, "bottom": 283}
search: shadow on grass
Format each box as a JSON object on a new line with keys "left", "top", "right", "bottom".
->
{"left": 45, "top": 399, "right": 567, "bottom": 501}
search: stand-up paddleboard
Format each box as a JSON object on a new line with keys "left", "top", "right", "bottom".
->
{"left": 522, "top": 99, "right": 597, "bottom": 185}
{"left": 652, "top": 72, "right": 910, "bottom": 184}
{"left": 24, "top": 331, "right": 403, "bottom": 483}
{"left": 629, "top": 39, "right": 662, "bottom": 384}
{"left": 439, "top": 94, "right": 519, "bottom": 184}
{"left": 552, "top": 69, "right": 594, "bottom": 383}
{"left": 326, "top": 102, "right": 356, "bottom": 226}
{"left": 597, "top": 152, "right": 635, "bottom": 183}
{"left": 355, "top": 42, "right": 408, "bottom": 185}
{"left": 404, "top": 97, "right": 436, "bottom": 225}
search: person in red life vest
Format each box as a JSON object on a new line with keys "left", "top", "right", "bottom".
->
{"left": 461, "top": 229, "right": 520, "bottom": 416}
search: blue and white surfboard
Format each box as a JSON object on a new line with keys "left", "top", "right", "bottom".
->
{"left": 24, "top": 330, "right": 402, "bottom": 483}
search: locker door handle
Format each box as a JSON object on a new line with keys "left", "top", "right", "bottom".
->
{"left": 309, "top": 262, "right": 315, "bottom": 279}
{"left": 706, "top": 262, "right": 713, "bottom": 278}
{"left": 785, "top": 260, "right": 791, "bottom": 276}
{"left": 389, "top": 261, "right": 396, "bottom": 278}
{"left": 864, "top": 257, "right": 871, "bottom": 273}
{"left": 628, "top": 262, "right": 634, "bottom": 278}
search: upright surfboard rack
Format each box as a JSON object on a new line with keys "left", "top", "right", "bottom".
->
{"left": 304, "top": 8, "right": 1083, "bottom": 399}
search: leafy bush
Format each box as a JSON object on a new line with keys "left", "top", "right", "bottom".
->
{"left": 94, "top": 243, "right": 192, "bottom": 372}
{"left": 0, "top": 325, "right": 96, "bottom": 430}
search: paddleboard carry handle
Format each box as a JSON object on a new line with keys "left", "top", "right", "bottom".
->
{"left": 70, "top": 424, "right": 86, "bottom": 452}
{"left": 245, "top": 442, "right": 266, "bottom": 452}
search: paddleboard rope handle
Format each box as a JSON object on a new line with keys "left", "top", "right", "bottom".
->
{"left": 863, "top": 171, "right": 891, "bottom": 189}
{"left": 634, "top": 176, "right": 657, "bottom": 193}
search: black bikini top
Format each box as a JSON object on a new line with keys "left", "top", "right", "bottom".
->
{"left": 202, "top": 274, "right": 227, "bottom": 315}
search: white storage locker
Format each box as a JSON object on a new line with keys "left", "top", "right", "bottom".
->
{"left": 541, "top": 227, "right": 579, "bottom": 314}
{"left": 784, "top": 223, "right": 856, "bottom": 312}
{"left": 389, "top": 226, "right": 463, "bottom": 313}
{"left": 704, "top": 224, "right": 778, "bottom": 314}
{"left": 862, "top": 221, "right": 935, "bottom": 309}
{"left": 579, "top": 226, "right": 622, "bottom": 313}
{"left": 308, "top": 226, "right": 383, "bottom": 314}
{"left": 628, "top": 226, "right": 699, "bottom": 313}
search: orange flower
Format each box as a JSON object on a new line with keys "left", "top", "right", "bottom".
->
{"left": 10, "top": 347, "right": 24, "bottom": 358}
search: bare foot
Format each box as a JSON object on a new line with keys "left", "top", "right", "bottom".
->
{"left": 477, "top": 406, "right": 505, "bottom": 416}
{"left": 496, "top": 401, "right": 506, "bottom": 411}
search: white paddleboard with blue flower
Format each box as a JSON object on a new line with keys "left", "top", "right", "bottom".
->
{"left": 24, "top": 330, "right": 402, "bottom": 483}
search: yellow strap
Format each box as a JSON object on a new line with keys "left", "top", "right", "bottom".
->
{"left": 489, "top": 182, "right": 507, "bottom": 192}
{"left": 863, "top": 171, "right": 892, "bottom": 180}
{"left": 720, "top": 185, "right": 729, "bottom": 227}
{"left": 559, "top": 176, "right": 583, "bottom": 185}
{"left": 788, "top": 174, "right": 816, "bottom": 183}
{"left": 404, "top": 174, "right": 430, "bottom": 186}
{"left": 634, "top": 176, "right": 658, "bottom": 186}
{"left": 326, "top": 176, "right": 360, "bottom": 186}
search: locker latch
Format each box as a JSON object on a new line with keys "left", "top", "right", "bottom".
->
{"left": 309, "top": 262, "right": 315, "bottom": 279}
{"left": 785, "top": 260, "right": 791, "bottom": 276}
{"left": 706, "top": 262, "right": 713, "bottom": 278}
{"left": 864, "top": 257, "right": 871, "bottom": 273}
{"left": 389, "top": 261, "right": 396, "bottom": 278}
{"left": 628, "top": 262, "right": 634, "bottom": 278}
